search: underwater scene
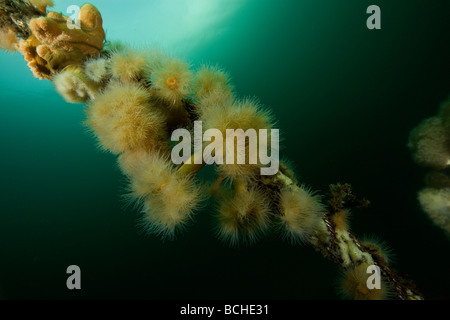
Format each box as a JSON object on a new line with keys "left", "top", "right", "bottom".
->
{"left": 0, "top": 0, "right": 449, "bottom": 301}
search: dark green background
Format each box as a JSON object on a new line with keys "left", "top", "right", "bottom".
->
{"left": 0, "top": 0, "right": 449, "bottom": 299}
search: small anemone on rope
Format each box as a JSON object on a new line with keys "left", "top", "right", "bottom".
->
{"left": 338, "top": 262, "right": 394, "bottom": 300}
{"left": 121, "top": 150, "right": 205, "bottom": 240}
{"left": 0, "top": 0, "right": 425, "bottom": 299}
{"left": 277, "top": 185, "right": 326, "bottom": 244}
{"left": 215, "top": 182, "right": 272, "bottom": 246}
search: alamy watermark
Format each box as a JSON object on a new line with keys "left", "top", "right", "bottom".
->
{"left": 66, "top": 265, "right": 81, "bottom": 290}
{"left": 66, "top": 5, "right": 81, "bottom": 30}
{"left": 367, "top": 5, "right": 381, "bottom": 30}
{"left": 171, "top": 121, "right": 280, "bottom": 176}
{"left": 366, "top": 264, "right": 381, "bottom": 290}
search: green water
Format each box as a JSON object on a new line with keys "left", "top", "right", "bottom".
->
{"left": 0, "top": 0, "right": 449, "bottom": 299}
